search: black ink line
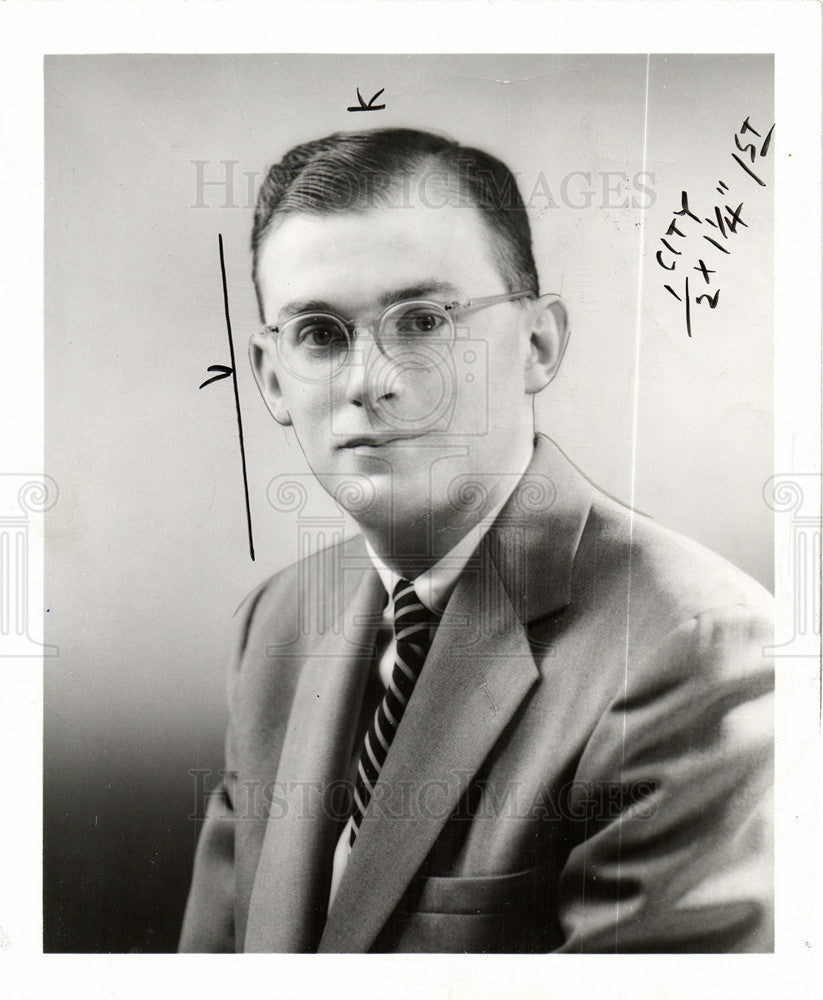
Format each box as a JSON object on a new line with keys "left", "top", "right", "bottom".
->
{"left": 739, "top": 117, "right": 761, "bottom": 138}
{"left": 695, "top": 289, "right": 721, "bottom": 308}
{"left": 347, "top": 87, "right": 386, "bottom": 112}
{"left": 218, "top": 233, "right": 255, "bottom": 561}
{"left": 724, "top": 202, "right": 748, "bottom": 231}
{"left": 703, "top": 234, "right": 731, "bottom": 254}
{"left": 706, "top": 206, "right": 727, "bottom": 237}
{"left": 660, "top": 238, "right": 682, "bottom": 256}
{"left": 693, "top": 259, "right": 716, "bottom": 282}
{"left": 685, "top": 276, "right": 692, "bottom": 337}
{"left": 199, "top": 364, "right": 233, "bottom": 389}
{"left": 731, "top": 153, "right": 766, "bottom": 187}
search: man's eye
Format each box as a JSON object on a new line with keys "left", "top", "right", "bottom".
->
{"left": 395, "top": 310, "right": 447, "bottom": 335}
{"left": 295, "top": 321, "right": 346, "bottom": 349}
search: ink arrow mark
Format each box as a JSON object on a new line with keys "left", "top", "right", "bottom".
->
{"left": 200, "top": 234, "right": 255, "bottom": 561}
{"left": 199, "top": 364, "right": 233, "bottom": 389}
{"left": 347, "top": 87, "right": 386, "bottom": 112}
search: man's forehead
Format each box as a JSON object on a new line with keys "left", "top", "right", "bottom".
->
{"left": 256, "top": 200, "right": 502, "bottom": 316}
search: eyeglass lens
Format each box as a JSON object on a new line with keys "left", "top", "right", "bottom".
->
{"left": 279, "top": 301, "right": 454, "bottom": 377}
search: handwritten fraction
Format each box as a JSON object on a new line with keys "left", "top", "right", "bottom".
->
{"left": 656, "top": 116, "right": 775, "bottom": 337}
{"left": 199, "top": 234, "right": 255, "bottom": 561}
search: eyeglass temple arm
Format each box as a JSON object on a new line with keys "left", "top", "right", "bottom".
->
{"left": 445, "top": 290, "right": 548, "bottom": 316}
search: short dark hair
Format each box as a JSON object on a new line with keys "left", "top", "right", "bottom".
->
{"left": 251, "top": 128, "right": 539, "bottom": 315}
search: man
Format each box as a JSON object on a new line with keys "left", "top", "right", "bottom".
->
{"left": 179, "top": 128, "right": 774, "bottom": 953}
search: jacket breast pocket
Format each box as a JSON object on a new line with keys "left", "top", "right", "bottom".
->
{"left": 377, "top": 867, "right": 556, "bottom": 953}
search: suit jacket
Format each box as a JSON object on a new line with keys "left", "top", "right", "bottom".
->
{"left": 179, "top": 434, "right": 774, "bottom": 953}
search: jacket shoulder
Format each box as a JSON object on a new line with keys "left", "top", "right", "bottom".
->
{"left": 231, "top": 531, "right": 369, "bottom": 659}
{"left": 578, "top": 495, "right": 773, "bottom": 626}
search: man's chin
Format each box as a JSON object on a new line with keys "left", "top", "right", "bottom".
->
{"left": 317, "top": 465, "right": 431, "bottom": 527}
{"left": 312, "top": 459, "right": 392, "bottom": 522}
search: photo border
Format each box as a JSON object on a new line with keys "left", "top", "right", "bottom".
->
{"left": 1, "top": 2, "right": 819, "bottom": 997}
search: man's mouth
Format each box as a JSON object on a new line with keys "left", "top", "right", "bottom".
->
{"left": 337, "top": 433, "right": 427, "bottom": 450}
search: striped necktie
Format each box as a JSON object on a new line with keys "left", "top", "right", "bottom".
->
{"left": 349, "top": 578, "right": 437, "bottom": 847}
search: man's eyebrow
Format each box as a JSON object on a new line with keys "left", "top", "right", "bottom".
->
{"left": 275, "top": 282, "right": 462, "bottom": 323}
{"left": 276, "top": 299, "right": 338, "bottom": 322}
{"left": 376, "top": 281, "right": 461, "bottom": 308}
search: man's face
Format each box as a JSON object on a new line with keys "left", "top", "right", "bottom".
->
{"left": 251, "top": 190, "right": 539, "bottom": 552}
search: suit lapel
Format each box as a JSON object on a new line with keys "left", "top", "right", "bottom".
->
{"left": 244, "top": 563, "right": 384, "bottom": 952}
{"left": 319, "top": 551, "right": 539, "bottom": 952}
{"left": 486, "top": 433, "right": 595, "bottom": 623}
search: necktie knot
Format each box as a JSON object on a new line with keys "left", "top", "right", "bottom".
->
{"left": 391, "top": 578, "right": 433, "bottom": 643}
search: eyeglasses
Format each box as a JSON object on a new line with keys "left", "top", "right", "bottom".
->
{"left": 261, "top": 290, "right": 540, "bottom": 382}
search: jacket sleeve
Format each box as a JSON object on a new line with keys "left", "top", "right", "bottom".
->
{"left": 178, "top": 582, "right": 269, "bottom": 953}
{"left": 553, "top": 603, "right": 774, "bottom": 953}
{"left": 178, "top": 776, "right": 237, "bottom": 952}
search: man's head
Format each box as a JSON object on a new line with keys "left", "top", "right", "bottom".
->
{"left": 250, "top": 128, "right": 540, "bottom": 317}
{"left": 249, "top": 128, "right": 568, "bottom": 566}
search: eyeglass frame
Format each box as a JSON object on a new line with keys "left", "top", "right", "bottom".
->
{"left": 259, "top": 289, "right": 555, "bottom": 382}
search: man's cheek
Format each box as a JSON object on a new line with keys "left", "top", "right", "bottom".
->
{"left": 291, "top": 395, "right": 333, "bottom": 439}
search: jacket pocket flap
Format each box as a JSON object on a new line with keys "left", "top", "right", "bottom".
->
{"left": 405, "top": 867, "right": 538, "bottom": 914}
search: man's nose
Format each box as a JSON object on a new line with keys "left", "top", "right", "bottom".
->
{"left": 343, "top": 327, "right": 400, "bottom": 408}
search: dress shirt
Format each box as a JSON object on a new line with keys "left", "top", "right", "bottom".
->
{"left": 326, "top": 441, "right": 534, "bottom": 912}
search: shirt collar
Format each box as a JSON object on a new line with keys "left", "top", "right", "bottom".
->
{"left": 365, "top": 441, "right": 534, "bottom": 616}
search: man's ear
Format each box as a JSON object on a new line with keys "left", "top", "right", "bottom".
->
{"left": 249, "top": 331, "right": 292, "bottom": 426}
{"left": 523, "top": 295, "right": 570, "bottom": 394}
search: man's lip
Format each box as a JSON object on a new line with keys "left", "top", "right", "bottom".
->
{"left": 337, "top": 433, "right": 426, "bottom": 449}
